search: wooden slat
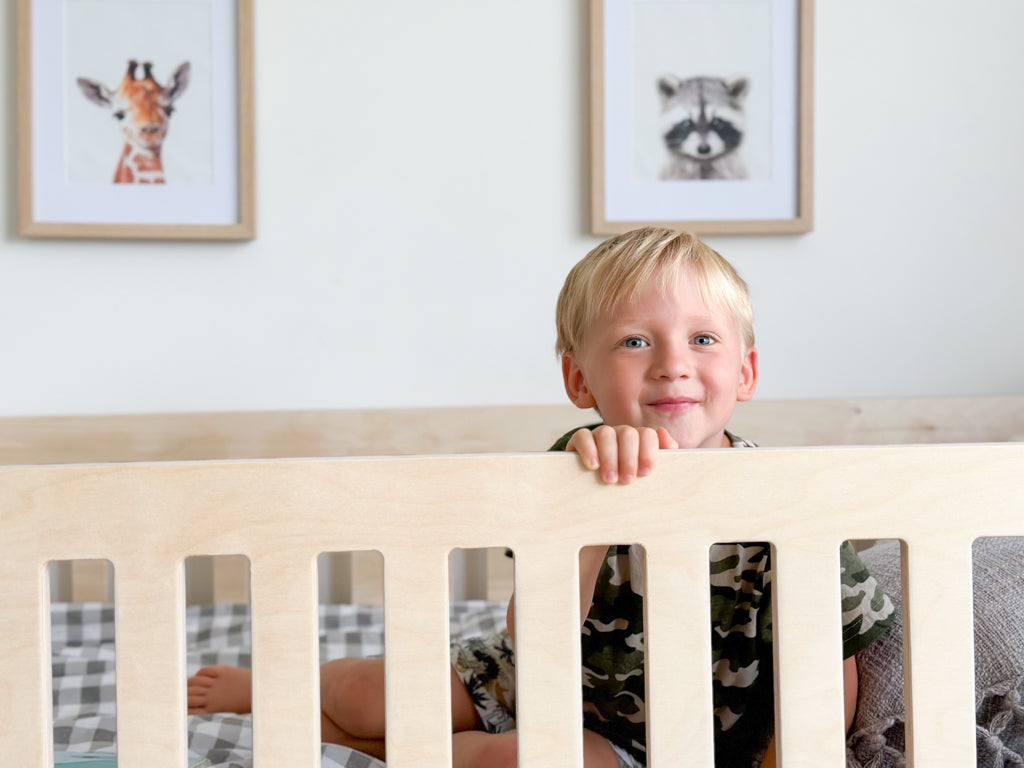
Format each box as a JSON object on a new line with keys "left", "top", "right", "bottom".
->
{"left": 902, "top": 538, "right": 977, "bottom": 766}
{"left": 513, "top": 545, "right": 584, "bottom": 767}
{"left": 0, "top": 559, "right": 51, "bottom": 768}
{"left": 772, "top": 540, "right": 847, "bottom": 767}
{"left": 384, "top": 548, "right": 453, "bottom": 768}
{"left": 250, "top": 552, "right": 322, "bottom": 767}
{"left": 644, "top": 542, "right": 715, "bottom": 765}
{"left": 1, "top": 445, "right": 1022, "bottom": 767}
{"left": 113, "top": 554, "right": 188, "bottom": 768}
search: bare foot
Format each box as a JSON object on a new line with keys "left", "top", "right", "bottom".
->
{"left": 187, "top": 666, "right": 253, "bottom": 714}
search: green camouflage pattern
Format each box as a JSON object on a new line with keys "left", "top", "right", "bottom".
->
{"left": 557, "top": 427, "right": 896, "bottom": 766}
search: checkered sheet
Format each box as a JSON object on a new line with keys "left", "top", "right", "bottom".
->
{"left": 51, "top": 600, "right": 508, "bottom": 768}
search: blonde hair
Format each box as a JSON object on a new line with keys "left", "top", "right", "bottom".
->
{"left": 555, "top": 227, "right": 754, "bottom": 355}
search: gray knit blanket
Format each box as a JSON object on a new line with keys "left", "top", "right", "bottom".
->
{"left": 848, "top": 537, "right": 1024, "bottom": 768}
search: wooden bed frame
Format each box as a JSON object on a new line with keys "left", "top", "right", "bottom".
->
{"left": 2, "top": 396, "right": 1023, "bottom": 767}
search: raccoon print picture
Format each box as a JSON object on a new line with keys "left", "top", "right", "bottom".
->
{"left": 658, "top": 75, "right": 748, "bottom": 181}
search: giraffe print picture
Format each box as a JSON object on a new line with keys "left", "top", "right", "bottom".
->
{"left": 76, "top": 59, "right": 192, "bottom": 184}
{"left": 64, "top": 0, "right": 215, "bottom": 186}
{"left": 20, "top": 0, "right": 254, "bottom": 237}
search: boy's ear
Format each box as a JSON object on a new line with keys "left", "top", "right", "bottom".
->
{"left": 737, "top": 347, "right": 758, "bottom": 402}
{"left": 562, "top": 353, "right": 597, "bottom": 410}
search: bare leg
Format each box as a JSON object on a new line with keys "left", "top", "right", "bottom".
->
{"left": 190, "top": 659, "right": 484, "bottom": 760}
{"left": 186, "top": 661, "right": 394, "bottom": 725}
{"left": 316, "top": 658, "right": 386, "bottom": 757}
{"left": 317, "top": 658, "right": 486, "bottom": 761}
{"left": 581, "top": 730, "right": 627, "bottom": 768}
{"left": 451, "top": 729, "right": 622, "bottom": 768}
{"left": 187, "top": 666, "right": 253, "bottom": 714}
{"left": 186, "top": 662, "right": 389, "bottom": 759}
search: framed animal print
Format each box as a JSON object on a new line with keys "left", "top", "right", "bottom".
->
{"left": 590, "top": 0, "right": 813, "bottom": 235}
{"left": 16, "top": 0, "right": 255, "bottom": 240}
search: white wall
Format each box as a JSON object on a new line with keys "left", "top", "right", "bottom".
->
{"left": 2, "top": 1, "right": 1022, "bottom": 417}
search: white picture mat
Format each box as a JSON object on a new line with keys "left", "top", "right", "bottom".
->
{"left": 602, "top": 0, "right": 799, "bottom": 223}
{"left": 31, "top": 0, "right": 240, "bottom": 225}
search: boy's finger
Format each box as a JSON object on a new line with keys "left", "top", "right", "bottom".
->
{"left": 566, "top": 429, "right": 600, "bottom": 471}
{"left": 656, "top": 427, "right": 679, "bottom": 450}
{"left": 636, "top": 428, "right": 661, "bottom": 478}
{"left": 592, "top": 425, "right": 620, "bottom": 483}
{"left": 615, "top": 426, "right": 640, "bottom": 484}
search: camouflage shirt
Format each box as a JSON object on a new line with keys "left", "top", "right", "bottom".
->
{"left": 552, "top": 426, "right": 896, "bottom": 766}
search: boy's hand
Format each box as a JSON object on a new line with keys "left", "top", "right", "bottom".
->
{"left": 566, "top": 425, "right": 678, "bottom": 484}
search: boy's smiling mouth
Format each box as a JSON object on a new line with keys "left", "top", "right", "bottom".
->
{"left": 648, "top": 396, "right": 700, "bottom": 412}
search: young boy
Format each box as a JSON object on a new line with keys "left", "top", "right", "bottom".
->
{"left": 189, "top": 227, "right": 894, "bottom": 767}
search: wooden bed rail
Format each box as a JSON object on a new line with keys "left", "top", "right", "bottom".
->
{"left": 7, "top": 396, "right": 1022, "bottom": 608}
{"left": 2, "top": 397, "right": 1022, "bottom": 466}
{"left": 2, "top": 444, "right": 1023, "bottom": 767}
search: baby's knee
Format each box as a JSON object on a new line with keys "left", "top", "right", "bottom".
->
{"left": 322, "top": 659, "right": 386, "bottom": 736}
{"left": 457, "top": 733, "right": 518, "bottom": 768}
{"left": 480, "top": 738, "right": 518, "bottom": 768}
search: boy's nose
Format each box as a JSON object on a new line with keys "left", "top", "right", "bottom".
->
{"left": 653, "top": 345, "right": 693, "bottom": 379}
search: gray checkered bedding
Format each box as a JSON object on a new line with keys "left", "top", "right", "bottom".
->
{"left": 51, "top": 600, "right": 509, "bottom": 768}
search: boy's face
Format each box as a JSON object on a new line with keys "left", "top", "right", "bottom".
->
{"left": 562, "top": 270, "right": 757, "bottom": 449}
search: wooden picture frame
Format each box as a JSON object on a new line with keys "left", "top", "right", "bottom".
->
{"left": 17, "top": 0, "right": 255, "bottom": 240}
{"left": 590, "top": 0, "right": 813, "bottom": 236}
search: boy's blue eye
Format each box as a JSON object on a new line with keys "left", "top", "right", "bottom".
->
{"left": 693, "top": 335, "right": 715, "bottom": 346}
{"left": 623, "top": 337, "right": 648, "bottom": 348}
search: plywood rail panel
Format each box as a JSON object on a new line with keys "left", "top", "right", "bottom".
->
{"left": 1, "top": 444, "right": 1022, "bottom": 767}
